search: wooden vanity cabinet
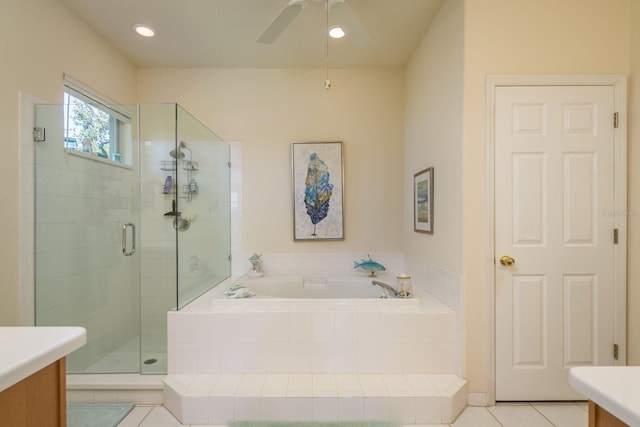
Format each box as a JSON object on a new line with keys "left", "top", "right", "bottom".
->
{"left": 0, "top": 357, "right": 66, "bottom": 427}
{"left": 590, "top": 400, "right": 630, "bottom": 427}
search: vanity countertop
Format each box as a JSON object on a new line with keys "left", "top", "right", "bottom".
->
{"left": 569, "top": 366, "right": 640, "bottom": 426}
{"left": 0, "top": 326, "right": 86, "bottom": 392}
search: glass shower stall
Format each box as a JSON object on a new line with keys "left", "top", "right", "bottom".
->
{"left": 34, "top": 102, "right": 231, "bottom": 374}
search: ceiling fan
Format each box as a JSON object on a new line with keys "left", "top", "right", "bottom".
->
{"left": 257, "top": 0, "right": 371, "bottom": 47}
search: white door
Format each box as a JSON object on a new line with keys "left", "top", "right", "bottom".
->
{"left": 495, "top": 85, "right": 617, "bottom": 400}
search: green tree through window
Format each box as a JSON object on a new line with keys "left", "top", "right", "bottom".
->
{"left": 65, "top": 93, "right": 113, "bottom": 158}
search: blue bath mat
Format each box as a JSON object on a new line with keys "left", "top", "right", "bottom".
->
{"left": 230, "top": 422, "right": 401, "bottom": 427}
{"left": 67, "top": 403, "right": 134, "bottom": 427}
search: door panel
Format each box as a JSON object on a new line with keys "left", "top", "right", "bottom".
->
{"left": 495, "top": 85, "right": 616, "bottom": 400}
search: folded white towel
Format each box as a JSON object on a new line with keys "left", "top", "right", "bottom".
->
{"left": 224, "top": 284, "right": 255, "bottom": 299}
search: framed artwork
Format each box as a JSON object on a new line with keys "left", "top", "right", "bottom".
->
{"left": 292, "top": 141, "right": 344, "bottom": 240}
{"left": 414, "top": 167, "right": 434, "bottom": 234}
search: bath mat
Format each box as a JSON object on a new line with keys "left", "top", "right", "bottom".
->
{"left": 230, "top": 422, "right": 401, "bottom": 427}
{"left": 67, "top": 403, "right": 134, "bottom": 427}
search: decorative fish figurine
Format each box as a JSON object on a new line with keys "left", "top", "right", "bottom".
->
{"left": 304, "top": 153, "right": 333, "bottom": 236}
{"left": 354, "top": 255, "right": 386, "bottom": 277}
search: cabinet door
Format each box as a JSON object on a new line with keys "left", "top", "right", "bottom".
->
{"left": 0, "top": 358, "right": 66, "bottom": 427}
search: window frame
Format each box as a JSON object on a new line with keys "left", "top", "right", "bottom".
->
{"left": 63, "top": 75, "right": 132, "bottom": 165}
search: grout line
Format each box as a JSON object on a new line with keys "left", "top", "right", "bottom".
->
{"left": 485, "top": 406, "right": 505, "bottom": 427}
{"left": 117, "top": 404, "right": 157, "bottom": 427}
{"left": 529, "top": 402, "right": 557, "bottom": 426}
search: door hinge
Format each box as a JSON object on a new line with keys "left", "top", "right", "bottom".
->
{"left": 228, "top": 161, "right": 231, "bottom": 168}
{"left": 614, "top": 228, "right": 619, "bottom": 244}
{"left": 33, "top": 127, "right": 45, "bottom": 142}
{"left": 614, "top": 112, "right": 619, "bottom": 128}
{"left": 614, "top": 344, "right": 619, "bottom": 360}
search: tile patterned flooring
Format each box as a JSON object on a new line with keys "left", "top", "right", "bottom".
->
{"left": 116, "top": 401, "right": 589, "bottom": 427}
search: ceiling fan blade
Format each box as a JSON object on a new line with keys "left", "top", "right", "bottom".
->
{"left": 257, "top": 0, "right": 306, "bottom": 44}
{"left": 330, "top": 1, "right": 370, "bottom": 48}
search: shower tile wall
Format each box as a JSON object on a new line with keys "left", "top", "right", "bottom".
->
{"left": 140, "top": 138, "right": 230, "bottom": 371}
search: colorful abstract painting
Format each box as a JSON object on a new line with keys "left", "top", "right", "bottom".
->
{"left": 292, "top": 142, "right": 344, "bottom": 240}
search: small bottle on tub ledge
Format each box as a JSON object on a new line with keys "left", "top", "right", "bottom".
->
{"left": 248, "top": 253, "right": 264, "bottom": 278}
{"left": 396, "top": 274, "right": 413, "bottom": 298}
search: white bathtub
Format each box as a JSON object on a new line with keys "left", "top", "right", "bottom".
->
{"left": 203, "top": 274, "right": 432, "bottom": 308}
{"left": 228, "top": 274, "right": 401, "bottom": 299}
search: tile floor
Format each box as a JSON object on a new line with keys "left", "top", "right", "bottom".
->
{"left": 116, "top": 401, "right": 588, "bottom": 427}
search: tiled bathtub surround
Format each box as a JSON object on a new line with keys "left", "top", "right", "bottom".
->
{"left": 165, "top": 263, "right": 466, "bottom": 424}
{"left": 230, "top": 252, "right": 463, "bottom": 375}
{"left": 231, "top": 252, "right": 460, "bottom": 312}
{"left": 404, "top": 254, "right": 461, "bottom": 312}
{"left": 168, "top": 292, "right": 456, "bottom": 375}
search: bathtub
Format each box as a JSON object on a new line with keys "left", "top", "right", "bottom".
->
{"left": 227, "top": 274, "right": 403, "bottom": 299}
{"left": 198, "top": 274, "right": 432, "bottom": 308}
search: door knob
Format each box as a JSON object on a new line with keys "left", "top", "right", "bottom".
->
{"left": 499, "top": 255, "right": 515, "bottom": 266}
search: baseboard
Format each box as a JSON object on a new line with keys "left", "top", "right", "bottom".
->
{"left": 467, "top": 393, "right": 489, "bottom": 407}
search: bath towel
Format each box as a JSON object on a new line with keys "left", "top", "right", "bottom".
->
{"left": 224, "top": 283, "right": 255, "bottom": 298}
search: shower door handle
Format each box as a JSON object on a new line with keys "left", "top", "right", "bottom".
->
{"left": 122, "top": 223, "right": 136, "bottom": 256}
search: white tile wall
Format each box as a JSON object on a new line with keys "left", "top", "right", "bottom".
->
{"left": 169, "top": 303, "right": 456, "bottom": 376}
{"left": 233, "top": 252, "right": 405, "bottom": 277}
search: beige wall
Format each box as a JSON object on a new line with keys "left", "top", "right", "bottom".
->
{"left": 137, "top": 68, "right": 405, "bottom": 254}
{"left": 463, "top": 0, "right": 631, "bottom": 395}
{"left": 0, "top": 0, "right": 137, "bottom": 325}
{"left": 628, "top": 0, "right": 640, "bottom": 365}
{"left": 404, "top": 0, "right": 464, "bottom": 275}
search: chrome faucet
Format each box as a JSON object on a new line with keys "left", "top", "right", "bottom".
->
{"left": 371, "top": 280, "right": 398, "bottom": 298}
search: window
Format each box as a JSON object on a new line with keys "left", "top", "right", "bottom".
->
{"left": 63, "top": 76, "right": 132, "bottom": 165}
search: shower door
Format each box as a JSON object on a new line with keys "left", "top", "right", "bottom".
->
{"left": 34, "top": 103, "right": 142, "bottom": 373}
{"left": 34, "top": 101, "right": 231, "bottom": 375}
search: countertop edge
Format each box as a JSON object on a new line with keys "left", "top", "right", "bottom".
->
{"left": 0, "top": 327, "right": 87, "bottom": 392}
{"left": 569, "top": 367, "right": 639, "bottom": 426}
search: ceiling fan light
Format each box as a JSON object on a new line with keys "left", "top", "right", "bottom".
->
{"left": 132, "top": 24, "right": 156, "bottom": 38}
{"left": 328, "top": 26, "right": 345, "bottom": 39}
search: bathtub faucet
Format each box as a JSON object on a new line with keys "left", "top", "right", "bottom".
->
{"left": 371, "top": 280, "right": 399, "bottom": 298}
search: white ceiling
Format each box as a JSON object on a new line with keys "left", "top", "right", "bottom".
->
{"left": 57, "top": 0, "right": 444, "bottom": 68}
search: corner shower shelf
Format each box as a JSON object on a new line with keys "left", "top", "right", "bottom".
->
{"left": 183, "top": 161, "right": 198, "bottom": 171}
{"left": 160, "top": 160, "right": 176, "bottom": 171}
{"left": 160, "top": 160, "right": 198, "bottom": 171}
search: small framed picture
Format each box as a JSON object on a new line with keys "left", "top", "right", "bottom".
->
{"left": 414, "top": 167, "right": 434, "bottom": 234}
{"left": 291, "top": 141, "right": 344, "bottom": 240}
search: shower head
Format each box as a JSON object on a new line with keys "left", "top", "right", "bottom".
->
{"left": 169, "top": 141, "right": 187, "bottom": 159}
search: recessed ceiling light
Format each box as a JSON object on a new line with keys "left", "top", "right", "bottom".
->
{"left": 328, "top": 26, "right": 345, "bottom": 39}
{"left": 132, "top": 24, "right": 156, "bottom": 38}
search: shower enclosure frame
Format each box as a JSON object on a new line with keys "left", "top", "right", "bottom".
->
{"left": 33, "top": 101, "right": 231, "bottom": 375}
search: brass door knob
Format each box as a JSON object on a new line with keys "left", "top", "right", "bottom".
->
{"left": 499, "top": 255, "right": 515, "bottom": 266}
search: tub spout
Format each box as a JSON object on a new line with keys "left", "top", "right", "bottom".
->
{"left": 371, "top": 280, "right": 398, "bottom": 298}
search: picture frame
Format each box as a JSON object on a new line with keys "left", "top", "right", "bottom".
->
{"left": 292, "top": 141, "right": 344, "bottom": 240}
{"left": 414, "top": 167, "right": 434, "bottom": 234}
